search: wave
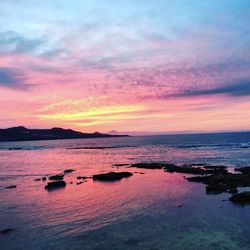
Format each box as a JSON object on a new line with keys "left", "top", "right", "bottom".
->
{"left": 239, "top": 143, "right": 250, "bottom": 148}
{"left": 174, "top": 143, "right": 250, "bottom": 149}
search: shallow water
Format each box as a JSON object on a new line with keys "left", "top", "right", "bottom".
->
{"left": 1, "top": 133, "right": 250, "bottom": 250}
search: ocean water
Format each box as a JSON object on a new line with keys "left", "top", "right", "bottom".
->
{"left": 1, "top": 132, "right": 250, "bottom": 250}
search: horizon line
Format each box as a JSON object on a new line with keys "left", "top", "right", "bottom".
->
{"left": 1, "top": 125, "right": 249, "bottom": 137}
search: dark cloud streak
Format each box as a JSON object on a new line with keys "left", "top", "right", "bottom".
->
{"left": 0, "top": 67, "right": 30, "bottom": 90}
{"left": 178, "top": 80, "right": 250, "bottom": 97}
{"left": 0, "top": 31, "right": 44, "bottom": 54}
{"left": 0, "top": 31, "right": 63, "bottom": 57}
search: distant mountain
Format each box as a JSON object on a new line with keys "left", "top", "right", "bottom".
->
{"left": 0, "top": 126, "right": 129, "bottom": 142}
{"left": 107, "top": 130, "right": 119, "bottom": 134}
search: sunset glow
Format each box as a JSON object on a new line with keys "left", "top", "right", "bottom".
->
{"left": 0, "top": 0, "right": 249, "bottom": 133}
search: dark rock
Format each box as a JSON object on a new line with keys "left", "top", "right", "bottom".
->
{"left": 42, "top": 177, "right": 46, "bottom": 181}
{"left": 227, "top": 188, "right": 238, "bottom": 194}
{"left": 180, "top": 164, "right": 228, "bottom": 175}
{"left": 131, "top": 162, "right": 168, "bottom": 169}
{"left": 77, "top": 176, "right": 88, "bottom": 180}
{"left": 207, "top": 174, "right": 250, "bottom": 186}
{"left": 203, "top": 165, "right": 228, "bottom": 175}
{"left": 164, "top": 165, "right": 207, "bottom": 175}
{"left": 229, "top": 192, "right": 250, "bottom": 204}
{"left": 113, "top": 163, "right": 130, "bottom": 167}
{"left": 177, "top": 204, "right": 183, "bottom": 208}
{"left": 186, "top": 175, "right": 213, "bottom": 183}
{"left": 206, "top": 183, "right": 228, "bottom": 194}
{"left": 190, "top": 163, "right": 206, "bottom": 166}
{"left": 203, "top": 165, "right": 227, "bottom": 170}
{"left": 5, "top": 185, "right": 16, "bottom": 189}
{"left": 93, "top": 171, "right": 133, "bottom": 181}
{"left": 64, "top": 169, "right": 75, "bottom": 173}
{"left": 45, "top": 181, "right": 66, "bottom": 190}
{"left": 205, "top": 169, "right": 228, "bottom": 175}
{"left": 76, "top": 182, "right": 83, "bottom": 185}
{"left": 235, "top": 167, "right": 250, "bottom": 174}
{"left": 69, "top": 146, "right": 119, "bottom": 150}
{"left": 49, "top": 174, "right": 64, "bottom": 180}
{"left": 34, "top": 178, "right": 41, "bottom": 181}
{"left": 187, "top": 172, "right": 250, "bottom": 195}
{"left": 187, "top": 173, "right": 250, "bottom": 186}
{"left": 8, "top": 147, "right": 23, "bottom": 150}
{"left": 0, "top": 228, "right": 13, "bottom": 234}
{"left": 131, "top": 162, "right": 227, "bottom": 175}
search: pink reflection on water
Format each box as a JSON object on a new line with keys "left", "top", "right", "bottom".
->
{"left": 1, "top": 165, "right": 193, "bottom": 237}
{"left": 0, "top": 138, "right": 211, "bottom": 239}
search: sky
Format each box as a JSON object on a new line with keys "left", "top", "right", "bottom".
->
{"left": 0, "top": 0, "right": 250, "bottom": 134}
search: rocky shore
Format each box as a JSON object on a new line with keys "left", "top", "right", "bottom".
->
{"left": 131, "top": 162, "right": 250, "bottom": 205}
{"left": 4, "top": 162, "right": 250, "bottom": 205}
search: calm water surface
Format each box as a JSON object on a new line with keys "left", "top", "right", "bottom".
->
{"left": 1, "top": 133, "right": 250, "bottom": 250}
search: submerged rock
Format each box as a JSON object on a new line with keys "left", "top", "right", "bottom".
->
{"left": 5, "top": 185, "right": 16, "bottom": 189}
{"left": 49, "top": 174, "right": 64, "bottom": 180}
{"left": 45, "top": 181, "right": 66, "bottom": 190}
{"left": 64, "top": 169, "right": 75, "bottom": 173}
{"left": 0, "top": 228, "right": 13, "bottom": 234}
{"left": 229, "top": 192, "right": 250, "bottom": 204}
{"left": 42, "top": 177, "right": 46, "bottom": 181}
{"left": 93, "top": 171, "right": 133, "bottom": 181}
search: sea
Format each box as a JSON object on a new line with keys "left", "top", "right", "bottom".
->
{"left": 1, "top": 132, "right": 250, "bottom": 250}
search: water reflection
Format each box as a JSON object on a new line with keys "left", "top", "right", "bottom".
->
{"left": 0, "top": 134, "right": 250, "bottom": 249}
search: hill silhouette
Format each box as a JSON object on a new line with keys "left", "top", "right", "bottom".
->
{"left": 0, "top": 126, "right": 129, "bottom": 142}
